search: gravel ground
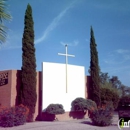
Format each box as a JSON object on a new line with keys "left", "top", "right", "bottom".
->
{"left": 0, "top": 114, "right": 122, "bottom": 130}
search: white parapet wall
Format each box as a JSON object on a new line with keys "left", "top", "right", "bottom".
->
{"left": 42, "top": 62, "right": 85, "bottom": 112}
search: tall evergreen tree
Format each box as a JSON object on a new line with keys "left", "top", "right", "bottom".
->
{"left": 89, "top": 26, "right": 101, "bottom": 106}
{"left": 21, "top": 4, "right": 37, "bottom": 121}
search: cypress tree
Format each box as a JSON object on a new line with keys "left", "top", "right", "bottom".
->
{"left": 21, "top": 4, "right": 37, "bottom": 121}
{"left": 89, "top": 26, "right": 101, "bottom": 106}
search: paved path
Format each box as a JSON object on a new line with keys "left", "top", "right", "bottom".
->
{"left": 0, "top": 114, "right": 121, "bottom": 130}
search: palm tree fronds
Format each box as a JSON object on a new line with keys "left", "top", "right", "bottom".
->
{"left": 0, "top": 0, "right": 12, "bottom": 44}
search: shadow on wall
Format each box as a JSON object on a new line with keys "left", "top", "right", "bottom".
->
{"left": 69, "top": 111, "right": 86, "bottom": 119}
{"left": 40, "top": 111, "right": 87, "bottom": 121}
{"left": 15, "top": 70, "right": 22, "bottom": 106}
{"left": 41, "top": 112, "right": 56, "bottom": 121}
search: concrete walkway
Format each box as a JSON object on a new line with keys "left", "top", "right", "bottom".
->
{"left": 0, "top": 114, "right": 120, "bottom": 130}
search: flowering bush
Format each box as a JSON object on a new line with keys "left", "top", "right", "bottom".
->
{"left": 0, "top": 104, "right": 29, "bottom": 127}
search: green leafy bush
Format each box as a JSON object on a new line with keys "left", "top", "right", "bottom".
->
{"left": 46, "top": 104, "right": 65, "bottom": 115}
{"left": 86, "top": 99, "right": 97, "bottom": 112}
{"left": 71, "top": 97, "right": 87, "bottom": 111}
{"left": 71, "top": 97, "right": 97, "bottom": 112}
{"left": 100, "top": 87, "right": 119, "bottom": 109}
{"left": 0, "top": 104, "right": 29, "bottom": 127}
{"left": 90, "top": 107, "right": 113, "bottom": 126}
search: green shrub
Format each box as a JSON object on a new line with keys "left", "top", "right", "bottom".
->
{"left": 0, "top": 104, "right": 29, "bottom": 127}
{"left": 71, "top": 97, "right": 97, "bottom": 112}
{"left": 100, "top": 87, "right": 119, "bottom": 109}
{"left": 71, "top": 97, "right": 87, "bottom": 111}
{"left": 90, "top": 107, "right": 113, "bottom": 126}
{"left": 46, "top": 104, "right": 65, "bottom": 115}
{"left": 86, "top": 99, "right": 97, "bottom": 112}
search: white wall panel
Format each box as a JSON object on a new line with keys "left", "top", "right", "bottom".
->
{"left": 42, "top": 62, "right": 85, "bottom": 111}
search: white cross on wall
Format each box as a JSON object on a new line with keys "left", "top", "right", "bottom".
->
{"left": 58, "top": 44, "right": 75, "bottom": 93}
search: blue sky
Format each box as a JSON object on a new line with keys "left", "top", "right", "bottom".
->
{"left": 0, "top": 0, "right": 130, "bottom": 86}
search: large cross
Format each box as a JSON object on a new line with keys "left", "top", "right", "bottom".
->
{"left": 58, "top": 44, "right": 75, "bottom": 93}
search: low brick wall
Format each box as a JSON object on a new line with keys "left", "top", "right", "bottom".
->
{"left": 41, "top": 111, "right": 88, "bottom": 121}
